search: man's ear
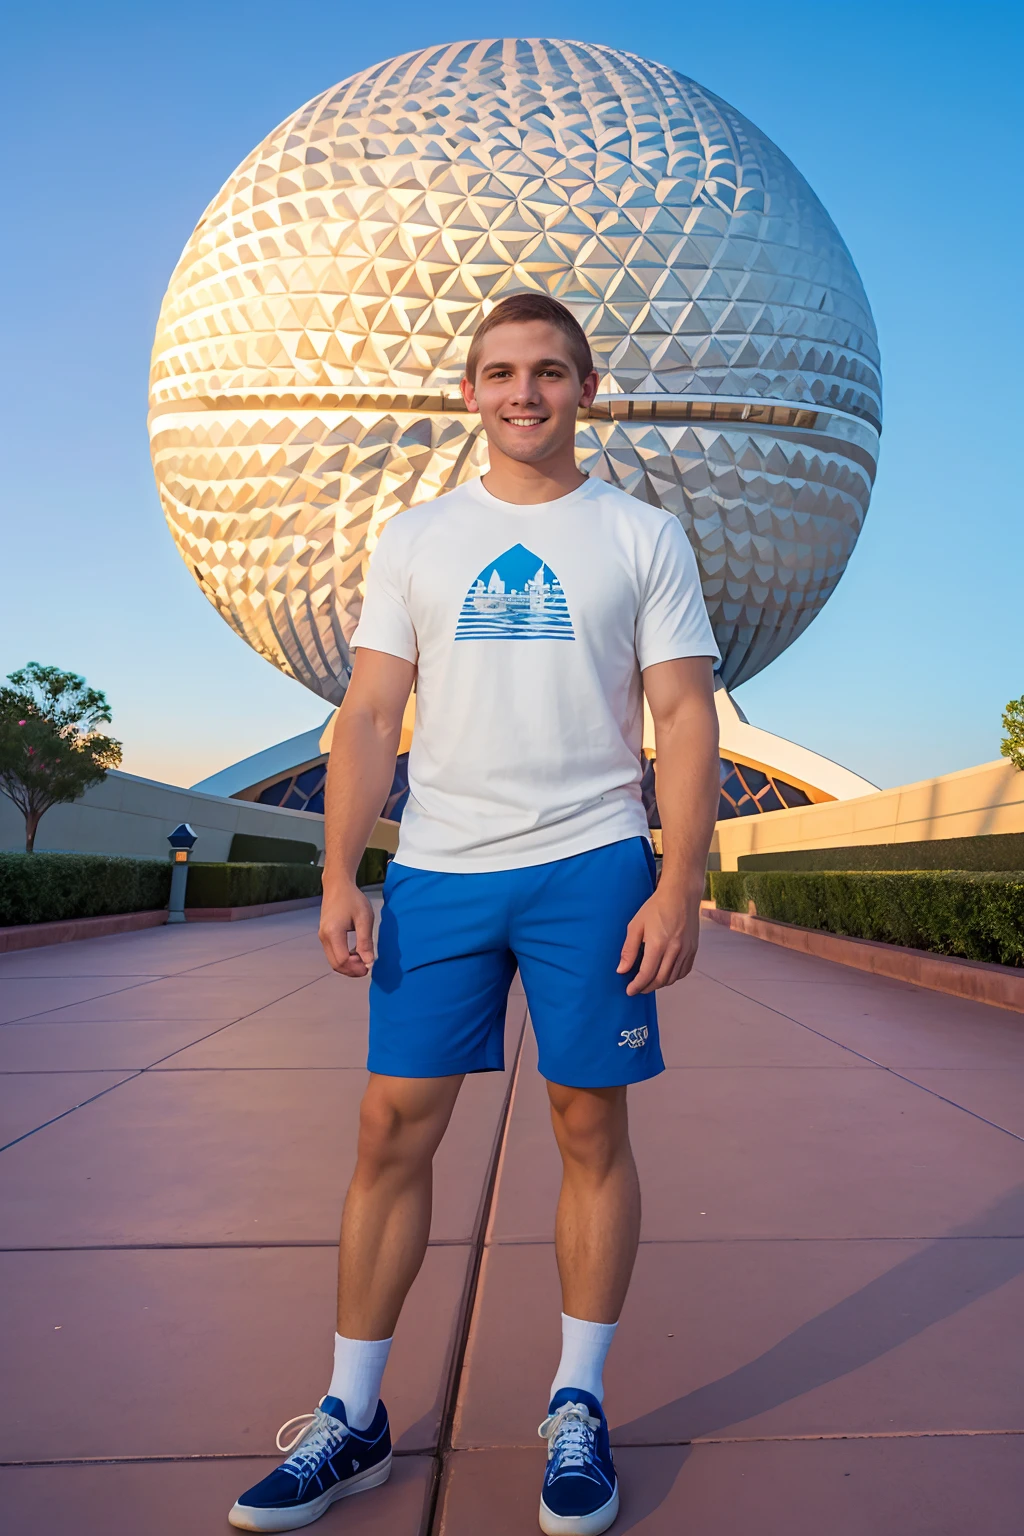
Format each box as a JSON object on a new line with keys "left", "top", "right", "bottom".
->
{"left": 460, "top": 375, "right": 479, "bottom": 412}
{"left": 579, "top": 369, "right": 599, "bottom": 410}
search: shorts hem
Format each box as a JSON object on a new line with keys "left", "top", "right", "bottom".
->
{"left": 366, "top": 1054, "right": 505, "bottom": 1079}
{"left": 536, "top": 1054, "right": 666, "bottom": 1090}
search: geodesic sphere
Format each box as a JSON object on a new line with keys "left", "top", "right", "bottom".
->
{"left": 149, "top": 38, "right": 880, "bottom": 701}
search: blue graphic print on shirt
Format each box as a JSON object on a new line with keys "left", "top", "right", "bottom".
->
{"left": 454, "top": 544, "right": 575, "bottom": 641}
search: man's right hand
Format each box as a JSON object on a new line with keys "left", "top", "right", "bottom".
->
{"left": 319, "top": 880, "right": 376, "bottom": 977}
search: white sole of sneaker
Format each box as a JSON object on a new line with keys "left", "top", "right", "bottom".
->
{"left": 227, "top": 1453, "right": 393, "bottom": 1531}
{"left": 539, "top": 1483, "right": 619, "bottom": 1536}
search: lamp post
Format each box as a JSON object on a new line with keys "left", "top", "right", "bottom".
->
{"left": 167, "top": 823, "right": 198, "bottom": 924}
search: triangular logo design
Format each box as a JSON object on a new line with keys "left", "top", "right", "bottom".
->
{"left": 454, "top": 544, "right": 575, "bottom": 641}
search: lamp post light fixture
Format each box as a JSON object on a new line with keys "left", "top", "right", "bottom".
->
{"left": 167, "top": 823, "right": 197, "bottom": 924}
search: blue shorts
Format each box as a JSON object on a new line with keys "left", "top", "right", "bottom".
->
{"left": 368, "top": 836, "right": 664, "bottom": 1089}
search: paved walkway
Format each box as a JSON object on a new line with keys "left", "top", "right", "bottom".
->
{"left": 1, "top": 910, "right": 1022, "bottom": 1533}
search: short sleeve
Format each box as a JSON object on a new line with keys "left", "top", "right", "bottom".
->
{"left": 349, "top": 522, "right": 418, "bottom": 664}
{"left": 635, "top": 517, "right": 720, "bottom": 671}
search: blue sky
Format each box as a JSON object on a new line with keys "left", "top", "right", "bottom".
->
{"left": 2, "top": 2, "right": 1021, "bottom": 788}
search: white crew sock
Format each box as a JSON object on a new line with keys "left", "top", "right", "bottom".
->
{"left": 549, "top": 1314, "right": 618, "bottom": 1406}
{"left": 328, "top": 1333, "right": 393, "bottom": 1431}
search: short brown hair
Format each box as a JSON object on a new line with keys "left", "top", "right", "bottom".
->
{"left": 465, "top": 292, "right": 594, "bottom": 384}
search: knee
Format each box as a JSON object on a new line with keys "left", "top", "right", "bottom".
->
{"left": 355, "top": 1094, "right": 426, "bottom": 1176}
{"left": 355, "top": 1083, "right": 453, "bottom": 1177}
{"left": 550, "top": 1088, "right": 628, "bottom": 1176}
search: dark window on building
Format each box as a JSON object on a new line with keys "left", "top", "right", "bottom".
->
{"left": 294, "top": 764, "right": 326, "bottom": 794}
{"left": 255, "top": 753, "right": 411, "bottom": 822}
{"left": 715, "top": 757, "right": 813, "bottom": 820}
{"left": 257, "top": 779, "right": 290, "bottom": 807}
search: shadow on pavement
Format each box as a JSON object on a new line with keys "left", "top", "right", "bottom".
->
{"left": 613, "top": 1184, "right": 1024, "bottom": 1531}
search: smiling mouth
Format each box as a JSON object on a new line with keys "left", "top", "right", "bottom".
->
{"left": 504, "top": 416, "right": 548, "bottom": 428}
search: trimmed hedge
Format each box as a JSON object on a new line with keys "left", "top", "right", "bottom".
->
{"left": 708, "top": 869, "right": 1024, "bottom": 968}
{"left": 185, "top": 853, "right": 389, "bottom": 904}
{"left": 0, "top": 851, "right": 393, "bottom": 924}
{"left": 737, "top": 831, "right": 1024, "bottom": 873}
{"left": 228, "top": 833, "right": 319, "bottom": 865}
{"left": 711, "top": 871, "right": 749, "bottom": 912}
{"left": 356, "top": 847, "right": 390, "bottom": 887}
{"left": 0, "top": 853, "right": 171, "bottom": 927}
{"left": 185, "top": 862, "right": 323, "bottom": 908}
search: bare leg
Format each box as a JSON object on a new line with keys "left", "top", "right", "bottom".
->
{"left": 337, "top": 1072, "right": 463, "bottom": 1339}
{"left": 547, "top": 1082, "right": 640, "bottom": 1323}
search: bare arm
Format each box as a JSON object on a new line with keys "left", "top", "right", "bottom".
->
{"left": 319, "top": 648, "right": 416, "bottom": 976}
{"left": 618, "top": 656, "right": 720, "bottom": 994}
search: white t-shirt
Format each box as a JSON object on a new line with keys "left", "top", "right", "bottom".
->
{"left": 350, "top": 475, "right": 719, "bottom": 872}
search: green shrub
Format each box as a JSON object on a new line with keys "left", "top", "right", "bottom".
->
{"left": 737, "top": 831, "right": 1024, "bottom": 872}
{"left": 228, "top": 833, "right": 319, "bottom": 865}
{"left": 0, "top": 853, "right": 171, "bottom": 926}
{"left": 356, "top": 847, "right": 390, "bottom": 887}
{"left": 709, "top": 870, "right": 749, "bottom": 912}
{"left": 708, "top": 869, "right": 1024, "bottom": 968}
{"left": 185, "top": 862, "right": 322, "bottom": 908}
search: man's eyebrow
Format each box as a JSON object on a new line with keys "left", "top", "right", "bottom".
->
{"left": 481, "top": 356, "right": 572, "bottom": 370}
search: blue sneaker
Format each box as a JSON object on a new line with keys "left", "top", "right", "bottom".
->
{"left": 538, "top": 1388, "right": 619, "bottom": 1535}
{"left": 228, "top": 1396, "right": 391, "bottom": 1531}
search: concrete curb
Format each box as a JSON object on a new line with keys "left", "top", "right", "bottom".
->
{"left": 701, "top": 904, "right": 1024, "bottom": 1013}
{"left": 184, "top": 895, "right": 322, "bottom": 923}
{"left": 0, "top": 909, "right": 168, "bottom": 953}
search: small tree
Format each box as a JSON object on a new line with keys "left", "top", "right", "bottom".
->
{"left": 1001, "top": 696, "right": 1024, "bottom": 772}
{"left": 0, "top": 664, "right": 123, "bottom": 852}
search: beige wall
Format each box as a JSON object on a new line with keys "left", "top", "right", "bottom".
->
{"left": 19, "top": 756, "right": 1016, "bottom": 872}
{"left": 0, "top": 770, "right": 327, "bottom": 861}
{"left": 711, "top": 758, "right": 1024, "bottom": 871}
{"left": 0, "top": 771, "right": 402, "bottom": 862}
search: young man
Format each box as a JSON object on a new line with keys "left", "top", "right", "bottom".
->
{"left": 229, "top": 293, "right": 720, "bottom": 1534}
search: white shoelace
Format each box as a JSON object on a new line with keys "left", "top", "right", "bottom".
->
{"left": 538, "top": 1402, "right": 601, "bottom": 1472}
{"left": 275, "top": 1407, "right": 348, "bottom": 1478}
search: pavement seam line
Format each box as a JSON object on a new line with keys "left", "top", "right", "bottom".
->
{"left": 136, "top": 972, "right": 344, "bottom": 1071}
{"left": 426, "top": 1001, "right": 529, "bottom": 1534}
{"left": 0, "top": 971, "right": 334, "bottom": 1156}
{"left": 685, "top": 1429, "right": 1024, "bottom": 1442}
{"left": 0, "top": 1071, "right": 145, "bottom": 1155}
{"left": 0, "top": 915, "right": 328, "bottom": 1024}
{"left": 0, "top": 1238, "right": 472, "bottom": 1251}
{"left": 7, "top": 1429, "right": 1023, "bottom": 1469}
{"left": 438, "top": 1427, "right": 1024, "bottom": 1457}
{"left": 0, "top": 979, "right": 165, "bottom": 1027}
{"left": 0, "top": 1449, "right": 430, "bottom": 1468}
{"left": 701, "top": 959, "right": 1024, "bottom": 1146}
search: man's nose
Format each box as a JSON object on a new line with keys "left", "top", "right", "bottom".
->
{"left": 509, "top": 371, "right": 540, "bottom": 404}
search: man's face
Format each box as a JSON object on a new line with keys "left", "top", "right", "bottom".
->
{"left": 461, "top": 320, "right": 599, "bottom": 465}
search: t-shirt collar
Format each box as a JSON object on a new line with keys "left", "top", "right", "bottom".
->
{"left": 464, "top": 474, "right": 594, "bottom": 515}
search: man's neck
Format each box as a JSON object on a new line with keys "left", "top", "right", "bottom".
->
{"left": 481, "top": 447, "right": 586, "bottom": 506}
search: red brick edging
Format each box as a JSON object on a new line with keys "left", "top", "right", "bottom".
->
{"left": 701, "top": 904, "right": 1024, "bottom": 1014}
{"left": 0, "top": 895, "right": 323, "bottom": 952}
{"left": 0, "top": 908, "right": 168, "bottom": 954}
{"left": 184, "top": 895, "right": 322, "bottom": 923}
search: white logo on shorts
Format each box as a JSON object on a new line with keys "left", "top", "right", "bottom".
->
{"left": 618, "top": 1026, "right": 649, "bottom": 1050}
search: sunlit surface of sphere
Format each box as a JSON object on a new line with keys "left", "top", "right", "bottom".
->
{"left": 149, "top": 38, "right": 880, "bottom": 702}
